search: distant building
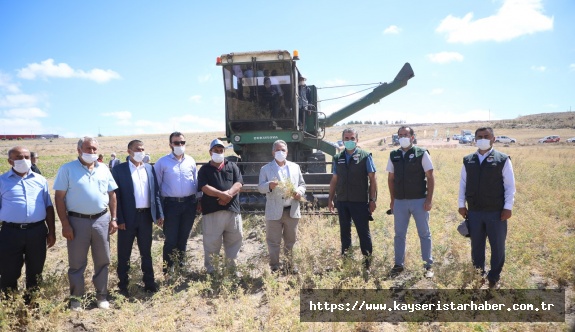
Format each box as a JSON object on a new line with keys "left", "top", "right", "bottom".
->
{"left": 0, "top": 134, "right": 59, "bottom": 140}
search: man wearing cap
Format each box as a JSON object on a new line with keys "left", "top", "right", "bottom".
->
{"left": 54, "top": 137, "right": 118, "bottom": 310}
{"left": 0, "top": 146, "right": 55, "bottom": 302}
{"left": 109, "top": 152, "right": 120, "bottom": 169}
{"left": 386, "top": 126, "right": 435, "bottom": 278}
{"left": 458, "top": 127, "right": 515, "bottom": 289}
{"left": 258, "top": 140, "right": 306, "bottom": 273}
{"left": 112, "top": 139, "right": 164, "bottom": 295}
{"left": 153, "top": 131, "right": 200, "bottom": 274}
{"left": 30, "top": 151, "right": 42, "bottom": 174}
{"left": 197, "top": 139, "right": 243, "bottom": 274}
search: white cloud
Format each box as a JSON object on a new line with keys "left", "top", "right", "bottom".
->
{"left": 383, "top": 25, "right": 401, "bottom": 34}
{"left": 569, "top": 64, "right": 575, "bottom": 71}
{"left": 430, "top": 88, "right": 444, "bottom": 95}
{"left": 18, "top": 59, "right": 121, "bottom": 83}
{"left": 531, "top": 65, "right": 546, "bottom": 72}
{"left": 101, "top": 111, "right": 132, "bottom": 121}
{"left": 427, "top": 52, "right": 464, "bottom": 64}
{"left": 3, "top": 107, "right": 48, "bottom": 119}
{"left": 436, "top": 0, "right": 553, "bottom": 44}
{"left": 0, "top": 93, "right": 39, "bottom": 108}
{"left": 198, "top": 74, "right": 211, "bottom": 83}
{"left": 189, "top": 95, "right": 202, "bottom": 103}
{"left": 0, "top": 73, "right": 21, "bottom": 94}
{"left": 0, "top": 118, "right": 45, "bottom": 135}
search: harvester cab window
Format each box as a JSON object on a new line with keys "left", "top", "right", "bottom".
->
{"left": 223, "top": 62, "right": 295, "bottom": 130}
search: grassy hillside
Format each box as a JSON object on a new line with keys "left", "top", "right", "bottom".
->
{"left": 0, "top": 113, "right": 574, "bottom": 331}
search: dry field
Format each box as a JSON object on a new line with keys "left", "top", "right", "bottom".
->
{"left": 0, "top": 120, "right": 574, "bottom": 331}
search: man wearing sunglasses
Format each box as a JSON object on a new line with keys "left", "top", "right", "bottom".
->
{"left": 154, "top": 132, "right": 200, "bottom": 275}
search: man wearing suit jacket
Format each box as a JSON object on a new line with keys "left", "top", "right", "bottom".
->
{"left": 109, "top": 153, "right": 120, "bottom": 169}
{"left": 112, "top": 140, "right": 164, "bottom": 295}
{"left": 258, "top": 140, "right": 306, "bottom": 273}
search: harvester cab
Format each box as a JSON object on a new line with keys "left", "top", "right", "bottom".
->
{"left": 216, "top": 50, "right": 414, "bottom": 212}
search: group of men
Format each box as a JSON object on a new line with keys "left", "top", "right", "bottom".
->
{"left": 327, "top": 126, "right": 515, "bottom": 289}
{"left": 0, "top": 125, "right": 515, "bottom": 312}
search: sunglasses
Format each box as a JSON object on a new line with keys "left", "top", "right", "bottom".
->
{"left": 171, "top": 141, "right": 186, "bottom": 146}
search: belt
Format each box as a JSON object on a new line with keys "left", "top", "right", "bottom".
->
{"left": 136, "top": 208, "right": 151, "bottom": 213}
{"left": 283, "top": 206, "right": 291, "bottom": 210}
{"left": 1, "top": 220, "right": 45, "bottom": 230}
{"left": 68, "top": 209, "right": 108, "bottom": 219}
{"left": 164, "top": 195, "right": 195, "bottom": 203}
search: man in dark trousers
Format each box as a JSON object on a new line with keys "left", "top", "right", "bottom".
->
{"left": 112, "top": 140, "right": 164, "bottom": 295}
{"left": 328, "top": 128, "right": 378, "bottom": 272}
{"left": 0, "top": 146, "right": 55, "bottom": 303}
{"left": 458, "top": 127, "right": 516, "bottom": 289}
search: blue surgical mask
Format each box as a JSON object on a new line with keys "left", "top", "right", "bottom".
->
{"left": 343, "top": 140, "right": 357, "bottom": 150}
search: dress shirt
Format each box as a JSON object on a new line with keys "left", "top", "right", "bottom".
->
{"left": 458, "top": 148, "right": 516, "bottom": 210}
{"left": 129, "top": 161, "right": 150, "bottom": 209}
{"left": 153, "top": 153, "right": 199, "bottom": 198}
{"left": 53, "top": 160, "right": 118, "bottom": 214}
{"left": 0, "top": 169, "right": 52, "bottom": 222}
{"left": 385, "top": 149, "right": 433, "bottom": 173}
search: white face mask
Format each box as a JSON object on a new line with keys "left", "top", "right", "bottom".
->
{"left": 12, "top": 159, "right": 31, "bottom": 173}
{"left": 81, "top": 153, "right": 99, "bottom": 164}
{"left": 476, "top": 139, "right": 492, "bottom": 151}
{"left": 211, "top": 153, "right": 225, "bottom": 163}
{"left": 173, "top": 146, "right": 185, "bottom": 156}
{"left": 132, "top": 151, "right": 145, "bottom": 163}
{"left": 274, "top": 150, "right": 287, "bottom": 162}
{"left": 399, "top": 137, "right": 412, "bottom": 148}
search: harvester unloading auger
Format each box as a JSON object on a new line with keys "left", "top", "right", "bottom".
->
{"left": 216, "top": 50, "right": 414, "bottom": 212}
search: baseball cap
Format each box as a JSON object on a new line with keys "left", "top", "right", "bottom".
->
{"left": 457, "top": 219, "right": 470, "bottom": 237}
{"left": 210, "top": 138, "right": 225, "bottom": 150}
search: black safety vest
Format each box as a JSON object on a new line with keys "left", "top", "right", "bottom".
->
{"left": 390, "top": 146, "right": 428, "bottom": 199}
{"left": 335, "top": 149, "right": 371, "bottom": 202}
{"left": 463, "top": 150, "right": 509, "bottom": 212}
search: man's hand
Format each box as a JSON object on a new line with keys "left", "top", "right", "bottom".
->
{"left": 501, "top": 209, "right": 512, "bottom": 221}
{"left": 458, "top": 207, "right": 468, "bottom": 219}
{"left": 156, "top": 218, "right": 164, "bottom": 228}
{"left": 46, "top": 232, "right": 56, "bottom": 248}
{"left": 118, "top": 223, "right": 126, "bottom": 230}
{"left": 62, "top": 225, "right": 74, "bottom": 241}
{"left": 109, "top": 220, "right": 118, "bottom": 235}
{"left": 293, "top": 192, "right": 302, "bottom": 200}
{"left": 389, "top": 199, "right": 394, "bottom": 211}
{"left": 269, "top": 180, "right": 279, "bottom": 191}
{"left": 424, "top": 198, "right": 433, "bottom": 211}
{"left": 369, "top": 201, "right": 376, "bottom": 213}
{"left": 218, "top": 191, "right": 233, "bottom": 204}
{"left": 328, "top": 200, "right": 335, "bottom": 213}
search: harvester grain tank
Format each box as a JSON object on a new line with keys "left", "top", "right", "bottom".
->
{"left": 216, "top": 50, "right": 414, "bottom": 211}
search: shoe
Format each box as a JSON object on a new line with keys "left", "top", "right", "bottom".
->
{"left": 70, "top": 300, "right": 82, "bottom": 312}
{"left": 270, "top": 265, "right": 280, "bottom": 273}
{"left": 390, "top": 265, "right": 404, "bottom": 277}
{"left": 424, "top": 267, "right": 434, "bottom": 279}
{"left": 144, "top": 284, "right": 159, "bottom": 293}
{"left": 118, "top": 287, "right": 129, "bottom": 297}
{"left": 97, "top": 299, "right": 110, "bottom": 310}
{"left": 488, "top": 280, "right": 500, "bottom": 289}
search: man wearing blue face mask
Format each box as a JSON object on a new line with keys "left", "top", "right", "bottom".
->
{"left": 386, "top": 126, "right": 435, "bottom": 279}
{"left": 458, "top": 127, "right": 515, "bottom": 289}
{"left": 328, "top": 128, "right": 378, "bottom": 273}
{"left": 258, "top": 140, "right": 306, "bottom": 274}
{"left": 197, "top": 139, "right": 243, "bottom": 274}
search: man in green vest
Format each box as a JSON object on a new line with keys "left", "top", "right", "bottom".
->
{"left": 458, "top": 127, "right": 515, "bottom": 289}
{"left": 328, "top": 128, "right": 378, "bottom": 272}
{"left": 386, "top": 126, "right": 435, "bottom": 278}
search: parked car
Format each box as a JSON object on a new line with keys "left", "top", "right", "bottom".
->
{"left": 452, "top": 134, "right": 461, "bottom": 140}
{"left": 566, "top": 137, "right": 575, "bottom": 143}
{"left": 495, "top": 135, "right": 516, "bottom": 143}
{"left": 459, "top": 135, "right": 474, "bottom": 144}
{"left": 538, "top": 135, "right": 560, "bottom": 143}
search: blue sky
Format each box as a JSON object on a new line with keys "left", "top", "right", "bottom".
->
{"left": 0, "top": 0, "right": 573, "bottom": 138}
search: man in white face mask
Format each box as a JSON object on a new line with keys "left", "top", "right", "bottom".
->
{"left": 0, "top": 146, "right": 55, "bottom": 303}
{"left": 53, "top": 137, "right": 118, "bottom": 310}
{"left": 458, "top": 127, "right": 515, "bottom": 289}
{"left": 153, "top": 132, "right": 200, "bottom": 275}
{"left": 198, "top": 139, "right": 244, "bottom": 274}
{"left": 386, "top": 126, "right": 435, "bottom": 279}
{"left": 111, "top": 140, "right": 164, "bottom": 295}
{"left": 258, "top": 140, "right": 306, "bottom": 273}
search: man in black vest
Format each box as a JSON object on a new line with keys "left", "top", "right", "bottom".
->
{"left": 386, "top": 126, "right": 435, "bottom": 278}
{"left": 328, "top": 128, "right": 378, "bottom": 272}
{"left": 458, "top": 127, "right": 515, "bottom": 289}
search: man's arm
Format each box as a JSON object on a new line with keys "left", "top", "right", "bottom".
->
{"left": 328, "top": 174, "right": 338, "bottom": 213}
{"left": 111, "top": 167, "right": 126, "bottom": 230}
{"left": 368, "top": 172, "right": 377, "bottom": 213}
{"left": 387, "top": 172, "right": 395, "bottom": 211}
{"left": 501, "top": 158, "right": 516, "bottom": 221}
{"left": 424, "top": 170, "right": 434, "bottom": 211}
{"left": 458, "top": 165, "right": 468, "bottom": 219}
{"left": 45, "top": 205, "right": 56, "bottom": 248}
{"left": 108, "top": 191, "right": 118, "bottom": 234}
{"left": 54, "top": 190, "right": 73, "bottom": 241}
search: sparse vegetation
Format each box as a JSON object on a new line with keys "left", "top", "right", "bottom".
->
{"left": 0, "top": 115, "right": 574, "bottom": 331}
